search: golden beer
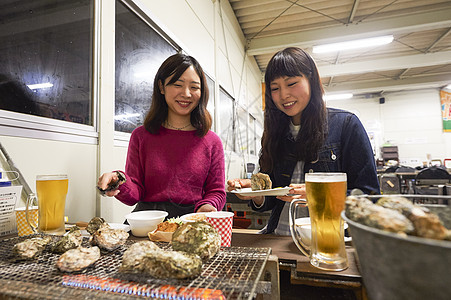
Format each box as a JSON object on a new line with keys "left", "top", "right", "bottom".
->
{"left": 36, "top": 175, "right": 68, "bottom": 234}
{"left": 305, "top": 172, "right": 348, "bottom": 270}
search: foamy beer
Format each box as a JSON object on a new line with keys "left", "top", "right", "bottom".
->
{"left": 289, "top": 172, "right": 348, "bottom": 271}
{"left": 26, "top": 174, "right": 68, "bottom": 235}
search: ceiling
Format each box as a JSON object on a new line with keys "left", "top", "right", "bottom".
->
{"left": 228, "top": 0, "right": 451, "bottom": 97}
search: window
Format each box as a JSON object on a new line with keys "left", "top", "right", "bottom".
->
{"left": 115, "top": 0, "right": 178, "bottom": 133}
{"left": 236, "top": 105, "right": 248, "bottom": 153}
{"left": 0, "top": 0, "right": 94, "bottom": 126}
{"left": 219, "top": 88, "right": 235, "bottom": 151}
{"left": 249, "top": 114, "right": 257, "bottom": 155}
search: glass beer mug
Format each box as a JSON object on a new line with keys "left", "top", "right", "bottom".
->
{"left": 289, "top": 172, "right": 348, "bottom": 271}
{"left": 26, "top": 174, "right": 69, "bottom": 235}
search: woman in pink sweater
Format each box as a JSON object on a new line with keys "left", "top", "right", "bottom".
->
{"left": 97, "top": 53, "right": 226, "bottom": 219}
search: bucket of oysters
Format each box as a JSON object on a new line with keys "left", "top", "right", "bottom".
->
{"left": 343, "top": 194, "right": 451, "bottom": 300}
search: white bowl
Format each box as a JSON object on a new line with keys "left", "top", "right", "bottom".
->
{"left": 294, "top": 217, "right": 350, "bottom": 246}
{"left": 294, "top": 217, "right": 313, "bottom": 245}
{"left": 125, "top": 210, "right": 168, "bottom": 237}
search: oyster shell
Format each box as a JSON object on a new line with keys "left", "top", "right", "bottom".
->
{"left": 139, "top": 250, "right": 202, "bottom": 279}
{"left": 51, "top": 226, "right": 83, "bottom": 253}
{"left": 345, "top": 196, "right": 415, "bottom": 235}
{"left": 376, "top": 196, "right": 448, "bottom": 240}
{"left": 90, "top": 226, "right": 128, "bottom": 251}
{"left": 86, "top": 217, "right": 109, "bottom": 235}
{"left": 172, "top": 221, "right": 221, "bottom": 261}
{"left": 56, "top": 246, "right": 100, "bottom": 272}
{"left": 251, "top": 173, "right": 272, "bottom": 190}
{"left": 13, "top": 236, "right": 52, "bottom": 260}
{"left": 120, "top": 240, "right": 161, "bottom": 272}
{"left": 120, "top": 244, "right": 202, "bottom": 279}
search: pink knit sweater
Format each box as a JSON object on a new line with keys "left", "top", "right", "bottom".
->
{"left": 116, "top": 126, "right": 226, "bottom": 212}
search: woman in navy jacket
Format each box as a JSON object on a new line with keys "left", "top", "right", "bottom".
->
{"left": 228, "top": 47, "right": 380, "bottom": 235}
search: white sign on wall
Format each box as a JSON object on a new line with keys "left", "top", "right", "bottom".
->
{"left": 0, "top": 185, "right": 23, "bottom": 236}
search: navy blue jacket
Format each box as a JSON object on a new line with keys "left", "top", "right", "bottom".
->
{"left": 250, "top": 108, "right": 380, "bottom": 233}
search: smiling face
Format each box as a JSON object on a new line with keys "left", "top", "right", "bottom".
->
{"left": 269, "top": 74, "right": 311, "bottom": 125}
{"left": 159, "top": 65, "right": 201, "bottom": 123}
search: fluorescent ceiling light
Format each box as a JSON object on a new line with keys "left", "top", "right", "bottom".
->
{"left": 313, "top": 35, "right": 394, "bottom": 54}
{"left": 324, "top": 93, "right": 353, "bottom": 101}
{"left": 27, "top": 82, "right": 53, "bottom": 90}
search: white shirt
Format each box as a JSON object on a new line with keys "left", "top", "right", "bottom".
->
{"left": 273, "top": 121, "right": 309, "bottom": 236}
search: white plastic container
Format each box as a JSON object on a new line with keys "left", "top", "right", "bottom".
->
{"left": 125, "top": 210, "right": 168, "bottom": 237}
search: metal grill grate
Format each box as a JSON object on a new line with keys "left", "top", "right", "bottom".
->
{"left": 0, "top": 235, "right": 270, "bottom": 299}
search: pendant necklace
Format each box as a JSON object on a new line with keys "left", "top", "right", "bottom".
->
{"left": 166, "top": 121, "right": 191, "bottom": 130}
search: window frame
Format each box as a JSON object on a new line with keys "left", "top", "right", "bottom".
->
{"left": 0, "top": 0, "right": 222, "bottom": 147}
{"left": 205, "top": 73, "right": 216, "bottom": 133}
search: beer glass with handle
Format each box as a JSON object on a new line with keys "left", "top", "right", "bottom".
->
{"left": 289, "top": 172, "right": 348, "bottom": 271}
{"left": 26, "top": 174, "right": 68, "bottom": 235}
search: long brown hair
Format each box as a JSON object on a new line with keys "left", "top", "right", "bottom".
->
{"left": 260, "top": 47, "right": 326, "bottom": 173}
{"left": 143, "top": 53, "right": 211, "bottom": 137}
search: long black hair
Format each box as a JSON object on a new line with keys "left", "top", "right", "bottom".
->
{"left": 143, "top": 53, "right": 211, "bottom": 137}
{"left": 260, "top": 47, "right": 326, "bottom": 173}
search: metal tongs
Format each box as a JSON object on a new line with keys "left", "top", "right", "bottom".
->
{"left": 97, "top": 171, "right": 126, "bottom": 196}
{"left": 97, "top": 181, "right": 120, "bottom": 196}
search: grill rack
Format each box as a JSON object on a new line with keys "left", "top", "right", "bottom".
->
{"left": 0, "top": 235, "right": 270, "bottom": 299}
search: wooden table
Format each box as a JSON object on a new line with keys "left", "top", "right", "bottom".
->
{"left": 231, "top": 229, "right": 367, "bottom": 300}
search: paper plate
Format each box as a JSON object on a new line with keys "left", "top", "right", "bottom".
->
{"left": 231, "top": 187, "right": 291, "bottom": 197}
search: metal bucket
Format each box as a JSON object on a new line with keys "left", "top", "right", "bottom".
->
{"left": 342, "top": 196, "right": 451, "bottom": 300}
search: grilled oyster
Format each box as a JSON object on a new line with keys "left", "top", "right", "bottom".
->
{"left": 120, "top": 240, "right": 161, "bottom": 272}
{"left": 172, "top": 221, "right": 221, "bottom": 260}
{"left": 376, "top": 196, "right": 448, "bottom": 240}
{"left": 13, "top": 236, "right": 52, "bottom": 260}
{"left": 251, "top": 173, "right": 272, "bottom": 190}
{"left": 120, "top": 246, "right": 202, "bottom": 279}
{"left": 91, "top": 226, "right": 128, "bottom": 251}
{"left": 51, "top": 226, "right": 83, "bottom": 254}
{"left": 345, "top": 196, "right": 415, "bottom": 235}
{"left": 140, "top": 250, "right": 202, "bottom": 279}
{"left": 86, "top": 217, "right": 109, "bottom": 235}
{"left": 56, "top": 246, "right": 100, "bottom": 272}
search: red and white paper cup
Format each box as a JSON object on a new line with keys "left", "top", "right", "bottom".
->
{"left": 206, "top": 211, "right": 234, "bottom": 247}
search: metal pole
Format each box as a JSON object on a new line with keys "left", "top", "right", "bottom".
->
{"left": 0, "top": 142, "right": 33, "bottom": 201}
